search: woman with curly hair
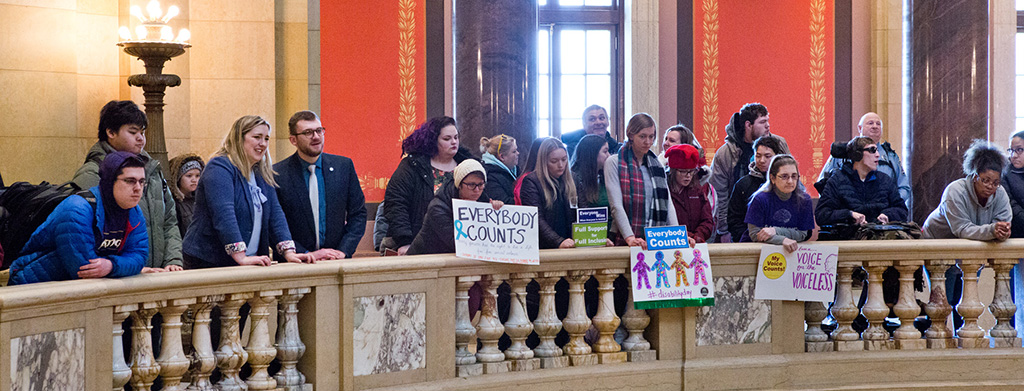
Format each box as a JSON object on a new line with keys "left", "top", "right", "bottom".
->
{"left": 382, "top": 116, "right": 474, "bottom": 255}
{"left": 169, "top": 153, "right": 205, "bottom": 237}
{"left": 923, "top": 139, "right": 1012, "bottom": 240}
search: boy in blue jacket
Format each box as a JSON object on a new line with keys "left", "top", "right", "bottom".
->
{"left": 9, "top": 151, "right": 149, "bottom": 284}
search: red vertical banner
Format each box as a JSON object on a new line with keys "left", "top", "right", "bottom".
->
{"left": 320, "top": 0, "right": 427, "bottom": 202}
{"left": 693, "top": 0, "right": 834, "bottom": 197}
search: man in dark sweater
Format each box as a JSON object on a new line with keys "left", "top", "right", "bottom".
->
{"left": 561, "top": 105, "right": 620, "bottom": 158}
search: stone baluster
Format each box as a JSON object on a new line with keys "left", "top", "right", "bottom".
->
{"left": 832, "top": 262, "right": 863, "bottom": 351}
{"left": 476, "top": 274, "right": 510, "bottom": 374}
{"left": 506, "top": 273, "right": 539, "bottom": 371}
{"left": 113, "top": 304, "right": 137, "bottom": 391}
{"left": 861, "top": 262, "right": 893, "bottom": 350}
{"left": 534, "top": 272, "right": 568, "bottom": 369}
{"left": 455, "top": 276, "right": 483, "bottom": 376}
{"left": 129, "top": 302, "right": 162, "bottom": 391}
{"left": 621, "top": 270, "right": 656, "bottom": 362}
{"left": 893, "top": 261, "right": 925, "bottom": 349}
{"left": 276, "top": 288, "right": 311, "bottom": 390}
{"left": 989, "top": 259, "right": 1021, "bottom": 348}
{"left": 216, "top": 292, "right": 253, "bottom": 390}
{"left": 246, "top": 290, "right": 282, "bottom": 390}
{"left": 804, "top": 301, "right": 832, "bottom": 352}
{"left": 563, "top": 269, "right": 597, "bottom": 366}
{"left": 957, "top": 260, "right": 988, "bottom": 348}
{"left": 186, "top": 295, "right": 221, "bottom": 391}
{"left": 156, "top": 298, "right": 196, "bottom": 391}
{"left": 924, "top": 260, "right": 956, "bottom": 349}
{"left": 592, "top": 269, "right": 627, "bottom": 363}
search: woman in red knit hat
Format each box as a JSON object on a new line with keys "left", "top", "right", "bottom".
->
{"left": 665, "top": 144, "right": 714, "bottom": 247}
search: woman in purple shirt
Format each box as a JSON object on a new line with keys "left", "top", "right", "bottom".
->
{"left": 743, "top": 155, "right": 815, "bottom": 252}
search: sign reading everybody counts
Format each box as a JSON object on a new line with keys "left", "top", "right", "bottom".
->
{"left": 452, "top": 199, "right": 540, "bottom": 265}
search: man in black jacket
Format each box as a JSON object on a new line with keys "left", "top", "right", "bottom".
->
{"left": 561, "top": 105, "right": 620, "bottom": 158}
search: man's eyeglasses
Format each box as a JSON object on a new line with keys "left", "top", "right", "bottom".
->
{"left": 859, "top": 146, "right": 878, "bottom": 154}
{"left": 460, "top": 181, "right": 485, "bottom": 190}
{"left": 118, "top": 178, "right": 147, "bottom": 189}
{"left": 1008, "top": 147, "right": 1024, "bottom": 156}
{"left": 293, "top": 127, "right": 326, "bottom": 137}
{"left": 774, "top": 174, "right": 800, "bottom": 182}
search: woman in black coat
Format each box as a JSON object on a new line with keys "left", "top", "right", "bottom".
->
{"left": 407, "top": 160, "right": 503, "bottom": 255}
{"left": 519, "top": 138, "right": 578, "bottom": 249}
{"left": 383, "top": 116, "right": 474, "bottom": 255}
{"left": 1002, "top": 130, "right": 1024, "bottom": 237}
{"left": 480, "top": 134, "right": 519, "bottom": 204}
{"left": 815, "top": 136, "right": 909, "bottom": 233}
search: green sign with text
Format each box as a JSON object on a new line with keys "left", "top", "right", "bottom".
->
{"left": 573, "top": 223, "right": 608, "bottom": 247}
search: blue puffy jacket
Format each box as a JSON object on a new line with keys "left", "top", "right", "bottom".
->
{"left": 8, "top": 187, "right": 148, "bottom": 285}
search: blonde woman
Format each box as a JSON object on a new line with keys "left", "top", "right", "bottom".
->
{"left": 479, "top": 134, "right": 519, "bottom": 204}
{"left": 182, "top": 115, "right": 313, "bottom": 268}
{"left": 519, "top": 138, "right": 579, "bottom": 249}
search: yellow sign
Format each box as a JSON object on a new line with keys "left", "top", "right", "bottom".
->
{"left": 761, "top": 252, "right": 787, "bottom": 279}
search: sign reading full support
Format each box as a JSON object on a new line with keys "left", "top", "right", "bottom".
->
{"left": 629, "top": 244, "right": 715, "bottom": 309}
{"left": 754, "top": 244, "right": 838, "bottom": 302}
{"left": 452, "top": 199, "right": 540, "bottom": 265}
{"left": 573, "top": 207, "right": 608, "bottom": 247}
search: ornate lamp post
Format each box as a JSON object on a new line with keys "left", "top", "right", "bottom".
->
{"left": 117, "top": 0, "right": 190, "bottom": 172}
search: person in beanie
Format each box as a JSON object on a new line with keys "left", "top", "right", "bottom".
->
{"left": 169, "top": 153, "right": 205, "bottom": 238}
{"left": 407, "top": 160, "right": 503, "bottom": 255}
{"left": 10, "top": 152, "right": 149, "bottom": 284}
{"left": 665, "top": 144, "right": 714, "bottom": 247}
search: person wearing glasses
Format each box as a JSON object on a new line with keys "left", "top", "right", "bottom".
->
{"left": 72, "top": 100, "right": 183, "bottom": 272}
{"left": 1002, "top": 131, "right": 1024, "bottom": 237}
{"left": 407, "top": 160, "right": 502, "bottom": 255}
{"left": 9, "top": 152, "right": 149, "bottom": 284}
{"left": 923, "top": 139, "right": 1011, "bottom": 241}
{"left": 274, "top": 111, "right": 366, "bottom": 261}
{"left": 665, "top": 144, "right": 714, "bottom": 247}
{"left": 520, "top": 138, "right": 580, "bottom": 249}
{"left": 814, "top": 136, "right": 909, "bottom": 236}
{"left": 743, "top": 155, "right": 814, "bottom": 253}
{"left": 727, "top": 135, "right": 785, "bottom": 242}
{"left": 182, "top": 115, "right": 314, "bottom": 268}
{"left": 817, "top": 113, "right": 912, "bottom": 210}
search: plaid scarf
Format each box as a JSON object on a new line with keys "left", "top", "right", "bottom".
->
{"left": 617, "top": 142, "right": 671, "bottom": 239}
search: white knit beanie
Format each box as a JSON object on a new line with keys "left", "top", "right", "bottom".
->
{"left": 454, "top": 159, "right": 487, "bottom": 187}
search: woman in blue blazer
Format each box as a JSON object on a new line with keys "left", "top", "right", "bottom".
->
{"left": 182, "top": 115, "right": 313, "bottom": 268}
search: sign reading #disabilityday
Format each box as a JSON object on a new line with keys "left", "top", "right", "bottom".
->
{"left": 629, "top": 244, "right": 714, "bottom": 309}
{"left": 452, "top": 199, "right": 540, "bottom": 265}
{"left": 753, "top": 244, "right": 838, "bottom": 302}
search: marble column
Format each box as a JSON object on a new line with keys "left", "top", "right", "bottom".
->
{"left": 475, "top": 274, "right": 510, "bottom": 374}
{"left": 831, "top": 263, "right": 863, "bottom": 351}
{"left": 156, "top": 298, "right": 196, "bottom": 391}
{"left": 246, "top": 290, "right": 282, "bottom": 390}
{"left": 924, "top": 260, "right": 956, "bottom": 349}
{"left": 129, "top": 302, "right": 162, "bottom": 391}
{"left": 187, "top": 295, "right": 221, "bottom": 391}
{"left": 957, "top": 260, "right": 988, "bottom": 348}
{"left": 989, "top": 260, "right": 1021, "bottom": 347}
{"left": 893, "top": 262, "right": 925, "bottom": 349}
{"left": 563, "top": 270, "right": 596, "bottom": 366}
{"left": 454, "top": 0, "right": 537, "bottom": 163}
{"left": 592, "top": 269, "right": 626, "bottom": 363}
{"left": 908, "top": 0, "right": 989, "bottom": 222}
{"left": 534, "top": 272, "right": 568, "bottom": 369}
{"left": 275, "top": 288, "right": 311, "bottom": 390}
{"left": 455, "top": 276, "right": 483, "bottom": 377}
{"left": 621, "top": 271, "right": 656, "bottom": 362}
{"left": 113, "top": 304, "right": 138, "bottom": 391}
{"left": 216, "top": 293, "right": 253, "bottom": 391}
{"left": 861, "top": 263, "right": 893, "bottom": 350}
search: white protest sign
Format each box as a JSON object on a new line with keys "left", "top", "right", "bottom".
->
{"left": 452, "top": 199, "right": 540, "bottom": 265}
{"left": 630, "top": 244, "right": 714, "bottom": 309}
{"left": 753, "top": 244, "right": 838, "bottom": 302}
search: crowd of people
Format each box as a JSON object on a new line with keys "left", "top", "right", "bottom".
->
{"left": 5, "top": 99, "right": 1023, "bottom": 285}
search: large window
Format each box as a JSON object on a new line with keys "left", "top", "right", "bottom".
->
{"left": 537, "top": 0, "right": 624, "bottom": 139}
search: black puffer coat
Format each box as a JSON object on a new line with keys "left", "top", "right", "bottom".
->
{"left": 815, "top": 163, "right": 908, "bottom": 227}
{"left": 383, "top": 148, "right": 474, "bottom": 248}
{"left": 519, "top": 172, "right": 575, "bottom": 249}
{"left": 1002, "top": 168, "right": 1024, "bottom": 238}
{"left": 482, "top": 162, "right": 516, "bottom": 204}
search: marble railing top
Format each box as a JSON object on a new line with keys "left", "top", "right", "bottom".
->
{"left": 0, "top": 239, "right": 1020, "bottom": 320}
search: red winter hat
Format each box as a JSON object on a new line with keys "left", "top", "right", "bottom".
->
{"left": 665, "top": 144, "right": 705, "bottom": 170}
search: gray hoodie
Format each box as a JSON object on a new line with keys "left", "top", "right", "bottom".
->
{"left": 922, "top": 177, "right": 1011, "bottom": 240}
{"left": 709, "top": 123, "right": 789, "bottom": 240}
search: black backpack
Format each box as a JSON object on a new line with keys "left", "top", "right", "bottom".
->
{"left": 0, "top": 182, "right": 95, "bottom": 269}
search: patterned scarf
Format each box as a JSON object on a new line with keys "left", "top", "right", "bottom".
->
{"left": 617, "top": 142, "right": 671, "bottom": 238}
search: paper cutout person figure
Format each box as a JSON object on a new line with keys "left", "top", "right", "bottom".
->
{"left": 651, "top": 251, "right": 671, "bottom": 289}
{"left": 671, "top": 249, "right": 690, "bottom": 287}
{"left": 690, "top": 248, "right": 709, "bottom": 285}
{"left": 633, "top": 252, "right": 652, "bottom": 290}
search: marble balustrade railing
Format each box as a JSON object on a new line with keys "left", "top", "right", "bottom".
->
{"left": 3, "top": 240, "right": 1024, "bottom": 391}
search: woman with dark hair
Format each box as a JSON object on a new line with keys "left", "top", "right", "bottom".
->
{"left": 605, "top": 113, "right": 678, "bottom": 248}
{"left": 479, "top": 134, "right": 519, "bottom": 204}
{"left": 744, "top": 155, "right": 815, "bottom": 253}
{"left": 382, "top": 116, "right": 474, "bottom": 255}
{"left": 658, "top": 124, "right": 702, "bottom": 166}
{"left": 1002, "top": 131, "right": 1024, "bottom": 237}
{"left": 665, "top": 144, "right": 713, "bottom": 246}
{"left": 923, "top": 139, "right": 1011, "bottom": 240}
{"left": 182, "top": 115, "right": 313, "bottom": 268}
{"left": 520, "top": 138, "right": 579, "bottom": 249}
{"left": 169, "top": 153, "right": 205, "bottom": 237}
{"left": 513, "top": 137, "right": 552, "bottom": 205}
{"left": 727, "top": 135, "right": 784, "bottom": 241}
{"left": 571, "top": 134, "right": 612, "bottom": 208}
{"left": 815, "top": 136, "right": 908, "bottom": 233}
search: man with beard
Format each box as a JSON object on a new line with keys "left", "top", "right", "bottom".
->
{"left": 561, "top": 105, "right": 620, "bottom": 159}
{"left": 274, "top": 110, "right": 367, "bottom": 260}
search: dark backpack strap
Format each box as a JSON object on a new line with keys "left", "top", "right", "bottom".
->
{"left": 75, "top": 190, "right": 100, "bottom": 239}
